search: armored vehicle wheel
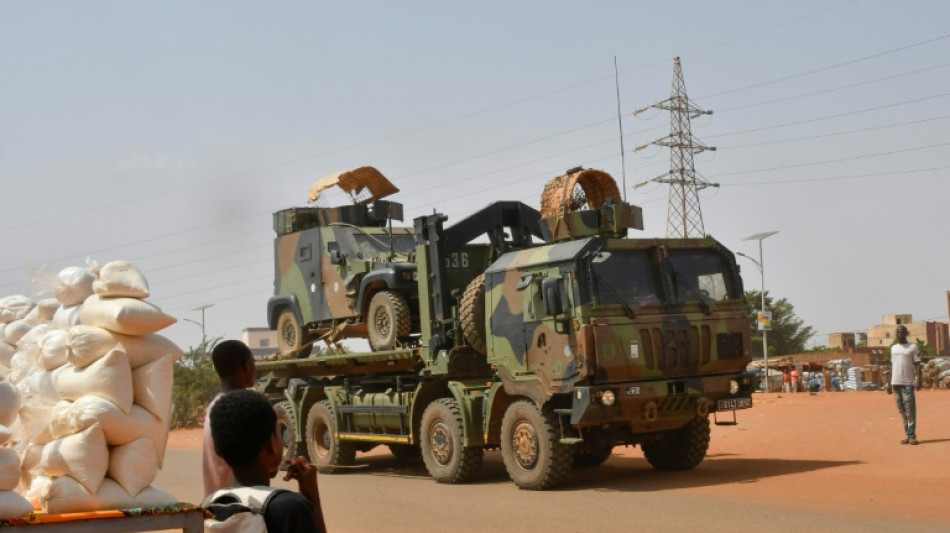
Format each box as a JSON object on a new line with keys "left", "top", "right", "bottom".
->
{"left": 367, "top": 290, "right": 411, "bottom": 351}
{"left": 460, "top": 274, "right": 487, "bottom": 355}
{"left": 276, "top": 309, "right": 313, "bottom": 356}
{"left": 500, "top": 400, "right": 573, "bottom": 490}
{"left": 572, "top": 445, "right": 613, "bottom": 468}
{"left": 306, "top": 401, "right": 356, "bottom": 473}
{"left": 420, "top": 398, "right": 483, "bottom": 483}
{"left": 275, "top": 401, "right": 307, "bottom": 470}
{"left": 641, "top": 415, "right": 710, "bottom": 471}
{"left": 388, "top": 443, "right": 421, "bottom": 461}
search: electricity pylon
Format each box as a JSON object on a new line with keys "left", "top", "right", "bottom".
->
{"left": 633, "top": 57, "right": 717, "bottom": 238}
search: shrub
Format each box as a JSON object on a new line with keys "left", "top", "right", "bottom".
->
{"left": 170, "top": 342, "right": 219, "bottom": 429}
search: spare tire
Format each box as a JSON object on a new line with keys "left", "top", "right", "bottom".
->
{"left": 460, "top": 274, "right": 487, "bottom": 355}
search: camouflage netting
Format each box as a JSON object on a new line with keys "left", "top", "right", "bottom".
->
{"left": 307, "top": 166, "right": 399, "bottom": 205}
{"left": 539, "top": 169, "right": 622, "bottom": 217}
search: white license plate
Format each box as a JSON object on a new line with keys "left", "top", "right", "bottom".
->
{"left": 717, "top": 397, "right": 752, "bottom": 411}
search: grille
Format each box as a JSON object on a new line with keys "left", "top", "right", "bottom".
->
{"left": 639, "top": 325, "right": 712, "bottom": 371}
{"left": 716, "top": 332, "right": 744, "bottom": 359}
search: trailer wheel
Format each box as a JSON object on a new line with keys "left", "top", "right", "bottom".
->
{"left": 276, "top": 309, "right": 313, "bottom": 356}
{"left": 388, "top": 443, "right": 421, "bottom": 461}
{"left": 306, "top": 401, "right": 356, "bottom": 473}
{"left": 572, "top": 445, "right": 613, "bottom": 468}
{"left": 275, "top": 401, "right": 307, "bottom": 470}
{"left": 367, "top": 290, "right": 410, "bottom": 351}
{"left": 460, "top": 274, "right": 487, "bottom": 355}
{"left": 641, "top": 415, "right": 710, "bottom": 471}
{"left": 500, "top": 400, "right": 573, "bottom": 490}
{"left": 420, "top": 398, "right": 483, "bottom": 483}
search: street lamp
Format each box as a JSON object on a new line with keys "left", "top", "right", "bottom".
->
{"left": 184, "top": 304, "right": 214, "bottom": 355}
{"left": 738, "top": 231, "right": 778, "bottom": 392}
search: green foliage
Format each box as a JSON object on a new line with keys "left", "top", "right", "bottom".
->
{"left": 170, "top": 339, "right": 220, "bottom": 429}
{"left": 856, "top": 332, "right": 868, "bottom": 347}
{"left": 744, "top": 290, "right": 815, "bottom": 357}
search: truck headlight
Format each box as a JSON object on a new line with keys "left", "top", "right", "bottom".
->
{"left": 601, "top": 390, "right": 616, "bottom": 406}
{"left": 729, "top": 380, "right": 739, "bottom": 395}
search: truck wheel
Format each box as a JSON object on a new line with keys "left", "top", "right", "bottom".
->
{"left": 276, "top": 309, "right": 313, "bottom": 356}
{"left": 572, "top": 445, "right": 612, "bottom": 468}
{"left": 641, "top": 415, "right": 710, "bottom": 471}
{"left": 275, "top": 401, "right": 308, "bottom": 470}
{"left": 500, "top": 400, "right": 573, "bottom": 490}
{"left": 460, "top": 274, "right": 487, "bottom": 355}
{"left": 420, "top": 398, "right": 483, "bottom": 483}
{"left": 305, "top": 401, "right": 356, "bottom": 473}
{"left": 388, "top": 443, "right": 421, "bottom": 461}
{"left": 367, "top": 290, "right": 410, "bottom": 351}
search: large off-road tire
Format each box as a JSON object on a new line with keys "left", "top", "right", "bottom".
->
{"left": 276, "top": 309, "right": 313, "bottom": 356}
{"left": 641, "top": 415, "right": 711, "bottom": 471}
{"left": 367, "top": 290, "right": 411, "bottom": 351}
{"left": 275, "top": 401, "right": 308, "bottom": 470}
{"left": 305, "top": 401, "right": 356, "bottom": 473}
{"left": 420, "top": 398, "right": 483, "bottom": 483}
{"left": 388, "top": 443, "right": 421, "bottom": 461}
{"left": 500, "top": 400, "right": 573, "bottom": 490}
{"left": 460, "top": 274, "right": 487, "bottom": 355}
{"left": 572, "top": 445, "right": 613, "bottom": 468}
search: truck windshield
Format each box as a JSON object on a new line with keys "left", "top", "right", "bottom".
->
{"left": 666, "top": 249, "right": 741, "bottom": 302}
{"left": 352, "top": 233, "right": 416, "bottom": 258}
{"left": 591, "top": 250, "right": 660, "bottom": 306}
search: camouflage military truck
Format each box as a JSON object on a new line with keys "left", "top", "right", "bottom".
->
{"left": 268, "top": 167, "right": 420, "bottom": 354}
{"left": 258, "top": 167, "right": 755, "bottom": 490}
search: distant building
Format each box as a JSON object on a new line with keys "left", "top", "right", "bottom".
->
{"left": 828, "top": 332, "right": 856, "bottom": 351}
{"left": 242, "top": 327, "right": 278, "bottom": 358}
{"left": 866, "top": 314, "right": 949, "bottom": 356}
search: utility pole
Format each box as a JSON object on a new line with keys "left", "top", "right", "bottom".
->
{"left": 184, "top": 304, "right": 215, "bottom": 357}
{"left": 633, "top": 57, "right": 717, "bottom": 238}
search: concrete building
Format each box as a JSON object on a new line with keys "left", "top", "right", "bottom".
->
{"left": 828, "top": 332, "right": 856, "bottom": 351}
{"left": 242, "top": 327, "right": 278, "bottom": 358}
{"left": 866, "top": 314, "right": 949, "bottom": 356}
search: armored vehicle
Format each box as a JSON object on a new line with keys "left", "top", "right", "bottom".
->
{"left": 259, "top": 167, "right": 755, "bottom": 490}
{"left": 268, "top": 167, "right": 419, "bottom": 354}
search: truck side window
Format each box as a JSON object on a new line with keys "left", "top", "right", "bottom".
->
{"left": 299, "top": 245, "right": 312, "bottom": 261}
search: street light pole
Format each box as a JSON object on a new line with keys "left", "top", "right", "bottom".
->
{"left": 190, "top": 304, "right": 214, "bottom": 355}
{"left": 739, "top": 231, "right": 778, "bottom": 392}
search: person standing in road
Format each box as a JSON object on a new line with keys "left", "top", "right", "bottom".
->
{"left": 790, "top": 367, "right": 799, "bottom": 393}
{"left": 889, "top": 325, "right": 922, "bottom": 445}
{"left": 782, "top": 369, "right": 790, "bottom": 393}
{"left": 203, "top": 340, "right": 257, "bottom": 494}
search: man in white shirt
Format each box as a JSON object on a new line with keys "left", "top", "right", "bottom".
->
{"left": 889, "top": 325, "right": 921, "bottom": 445}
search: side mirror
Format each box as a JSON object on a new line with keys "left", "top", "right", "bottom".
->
{"left": 542, "top": 278, "right": 563, "bottom": 316}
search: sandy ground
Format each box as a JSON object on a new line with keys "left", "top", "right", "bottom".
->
{"left": 156, "top": 390, "right": 949, "bottom": 531}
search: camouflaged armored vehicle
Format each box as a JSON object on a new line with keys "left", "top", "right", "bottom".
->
{"left": 268, "top": 167, "right": 419, "bottom": 354}
{"left": 259, "top": 167, "right": 755, "bottom": 490}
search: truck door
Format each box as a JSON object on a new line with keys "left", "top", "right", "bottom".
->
{"left": 522, "top": 269, "right": 580, "bottom": 387}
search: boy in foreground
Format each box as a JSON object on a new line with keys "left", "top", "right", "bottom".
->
{"left": 208, "top": 389, "right": 327, "bottom": 533}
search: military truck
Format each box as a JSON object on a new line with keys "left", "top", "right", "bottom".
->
{"left": 268, "top": 166, "right": 420, "bottom": 353}
{"left": 259, "top": 167, "right": 756, "bottom": 490}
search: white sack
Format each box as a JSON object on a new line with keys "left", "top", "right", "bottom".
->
{"left": 54, "top": 267, "right": 95, "bottom": 307}
{"left": 114, "top": 333, "right": 184, "bottom": 368}
{"left": 130, "top": 484, "right": 177, "bottom": 508}
{"left": 66, "top": 325, "right": 118, "bottom": 369}
{"left": 108, "top": 438, "right": 159, "bottom": 495}
{"left": 24, "top": 298, "right": 59, "bottom": 326}
{"left": 80, "top": 295, "right": 176, "bottom": 336}
{"left": 0, "top": 491, "right": 34, "bottom": 520}
{"left": 3, "top": 320, "right": 32, "bottom": 345}
{"left": 0, "top": 341, "right": 14, "bottom": 371}
{"left": 6, "top": 351, "right": 33, "bottom": 384}
{"left": 0, "top": 295, "right": 34, "bottom": 324}
{"left": 133, "top": 355, "right": 173, "bottom": 421}
{"left": 38, "top": 330, "right": 68, "bottom": 371}
{"left": 0, "top": 425, "right": 11, "bottom": 445}
{"left": 17, "top": 403, "right": 53, "bottom": 445}
{"left": 51, "top": 304, "right": 82, "bottom": 330}
{"left": 40, "top": 424, "right": 108, "bottom": 494}
{"left": 49, "top": 397, "right": 165, "bottom": 450}
{"left": 93, "top": 261, "right": 150, "bottom": 299}
{"left": 0, "top": 448, "right": 20, "bottom": 491}
{"left": 22, "top": 369, "right": 60, "bottom": 405}
{"left": 0, "top": 382, "right": 20, "bottom": 427}
{"left": 41, "top": 476, "right": 131, "bottom": 514}
{"left": 18, "top": 445, "right": 43, "bottom": 493}
{"left": 53, "top": 348, "right": 133, "bottom": 413}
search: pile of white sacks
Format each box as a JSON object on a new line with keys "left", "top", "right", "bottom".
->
{"left": 0, "top": 261, "right": 182, "bottom": 518}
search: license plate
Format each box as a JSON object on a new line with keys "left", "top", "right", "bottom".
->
{"left": 717, "top": 397, "right": 752, "bottom": 411}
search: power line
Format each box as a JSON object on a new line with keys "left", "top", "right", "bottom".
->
{"left": 720, "top": 115, "right": 950, "bottom": 149}
{"left": 720, "top": 165, "right": 949, "bottom": 186}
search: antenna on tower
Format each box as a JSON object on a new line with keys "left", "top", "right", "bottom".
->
{"left": 633, "top": 57, "right": 718, "bottom": 238}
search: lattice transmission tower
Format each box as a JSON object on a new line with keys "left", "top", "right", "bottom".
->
{"left": 634, "top": 57, "right": 717, "bottom": 238}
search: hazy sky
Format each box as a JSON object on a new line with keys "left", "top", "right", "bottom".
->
{"left": 2, "top": 1, "right": 948, "bottom": 352}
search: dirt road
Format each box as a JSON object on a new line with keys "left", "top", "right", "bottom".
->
{"left": 158, "top": 390, "right": 948, "bottom": 532}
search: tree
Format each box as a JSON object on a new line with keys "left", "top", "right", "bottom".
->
{"left": 170, "top": 338, "right": 221, "bottom": 429}
{"left": 744, "top": 290, "right": 815, "bottom": 358}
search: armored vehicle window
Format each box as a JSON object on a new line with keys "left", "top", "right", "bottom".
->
{"left": 352, "top": 234, "right": 415, "bottom": 258}
{"left": 666, "top": 249, "right": 741, "bottom": 302}
{"left": 592, "top": 250, "right": 659, "bottom": 306}
{"left": 299, "top": 245, "right": 312, "bottom": 261}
